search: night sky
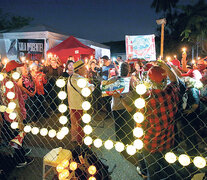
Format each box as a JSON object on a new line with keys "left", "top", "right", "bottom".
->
{"left": 1, "top": 0, "right": 163, "bottom": 43}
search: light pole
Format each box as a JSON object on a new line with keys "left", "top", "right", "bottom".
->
{"left": 156, "top": 18, "right": 166, "bottom": 60}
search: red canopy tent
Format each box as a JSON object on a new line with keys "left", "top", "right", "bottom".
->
{"left": 47, "top": 36, "right": 95, "bottom": 63}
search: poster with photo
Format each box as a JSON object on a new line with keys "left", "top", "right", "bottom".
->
{"left": 101, "top": 77, "right": 131, "bottom": 97}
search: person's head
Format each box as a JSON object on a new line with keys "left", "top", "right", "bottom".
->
{"left": 50, "top": 58, "right": 59, "bottom": 68}
{"left": 117, "top": 56, "right": 122, "bottom": 62}
{"left": 90, "top": 61, "right": 96, "bottom": 71}
{"left": 102, "top": 55, "right": 110, "bottom": 66}
{"left": 20, "top": 64, "right": 29, "bottom": 76}
{"left": 120, "top": 62, "right": 129, "bottom": 77}
{"left": 65, "top": 60, "right": 74, "bottom": 72}
{"left": 30, "top": 63, "right": 39, "bottom": 74}
{"left": 73, "top": 60, "right": 87, "bottom": 76}
{"left": 147, "top": 66, "right": 167, "bottom": 90}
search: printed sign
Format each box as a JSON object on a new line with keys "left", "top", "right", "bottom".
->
{"left": 125, "top": 34, "right": 156, "bottom": 61}
{"left": 101, "top": 77, "right": 131, "bottom": 97}
{"left": 17, "top": 39, "right": 44, "bottom": 61}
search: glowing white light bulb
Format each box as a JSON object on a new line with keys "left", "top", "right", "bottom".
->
{"left": 134, "top": 98, "right": 145, "bottom": 109}
{"left": 7, "top": 92, "right": 15, "bottom": 99}
{"left": 6, "top": 108, "right": 13, "bottom": 113}
{"left": 82, "top": 114, "right": 91, "bottom": 123}
{"left": 193, "top": 156, "right": 206, "bottom": 168}
{"left": 61, "top": 127, "right": 69, "bottom": 135}
{"left": 56, "top": 131, "right": 65, "bottom": 140}
{"left": 24, "top": 125, "right": 32, "bottom": 133}
{"left": 136, "top": 84, "right": 147, "bottom": 95}
{"left": 77, "top": 78, "right": 87, "bottom": 88}
{"left": 40, "top": 128, "right": 48, "bottom": 136}
{"left": 94, "top": 138, "right": 103, "bottom": 148}
{"left": 83, "top": 125, "right": 92, "bottom": 135}
{"left": 81, "top": 87, "right": 91, "bottom": 97}
{"left": 58, "top": 91, "right": 67, "bottom": 100}
{"left": 59, "top": 116, "right": 68, "bottom": 125}
{"left": 104, "top": 140, "right": 113, "bottom": 150}
{"left": 56, "top": 79, "right": 66, "bottom": 88}
{"left": 133, "top": 139, "right": 144, "bottom": 150}
{"left": 12, "top": 72, "right": 20, "bottom": 80}
{"left": 165, "top": 152, "right": 177, "bottom": 164}
{"left": 48, "top": 129, "right": 56, "bottom": 138}
{"left": 115, "top": 142, "right": 125, "bottom": 152}
{"left": 58, "top": 104, "right": 67, "bottom": 113}
{"left": 31, "top": 127, "right": 39, "bottom": 135}
{"left": 133, "top": 112, "right": 144, "bottom": 123}
{"left": 6, "top": 81, "right": 14, "bottom": 89}
{"left": 82, "top": 101, "right": 91, "bottom": 111}
{"left": 9, "top": 112, "right": 17, "bottom": 120}
{"left": 11, "top": 122, "right": 18, "bottom": 129}
{"left": 84, "top": 136, "right": 93, "bottom": 145}
{"left": 126, "top": 145, "right": 136, "bottom": 155}
{"left": 0, "top": 73, "right": 4, "bottom": 81}
{"left": 178, "top": 154, "right": 191, "bottom": 166}
{"left": 133, "top": 127, "right": 144, "bottom": 138}
{"left": 8, "top": 102, "right": 16, "bottom": 110}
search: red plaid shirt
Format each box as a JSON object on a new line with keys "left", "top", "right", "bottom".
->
{"left": 142, "top": 82, "right": 179, "bottom": 153}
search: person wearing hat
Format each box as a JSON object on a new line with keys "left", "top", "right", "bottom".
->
{"left": 67, "top": 60, "right": 94, "bottom": 144}
{"left": 0, "top": 60, "right": 34, "bottom": 168}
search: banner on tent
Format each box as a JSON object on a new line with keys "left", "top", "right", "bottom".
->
{"left": 17, "top": 39, "right": 45, "bottom": 61}
{"left": 125, "top": 34, "right": 156, "bottom": 61}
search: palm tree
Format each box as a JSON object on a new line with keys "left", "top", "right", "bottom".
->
{"left": 151, "top": 0, "right": 179, "bottom": 14}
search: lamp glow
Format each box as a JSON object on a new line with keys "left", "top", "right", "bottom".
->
{"left": 104, "top": 140, "right": 113, "bottom": 150}
{"left": 193, "top": 156, "right": 206, "bottom": 168}
{"left": 59, "top": 169, "right": 69, "bottom": 179}
{"left": 70, "top": 162, "right": 78, "bottom": 171}
{"left": 81, "top": 87, "right": 91, "bottom": 97}
{"left": 0, "top": 73, "right": 4, "bottom": 81}
{"left": 133, "top": 139, "right": 144, "bottom": 150}
{"left": 9, "top": 112, "right": 17, "bottom": 120}
{"left": 165, "top": 152, "right": 177, "bottom": 164}
{"left": 56, "top": 164, "right": 64, "bottom": 173}
{"left": 61, "top": 159, "right": 69, "bottom": 168}
{"left": 83, "top": 125, "right": 92, "bottom": 135}
{"left": 58, "top": 104, "right": 67, "bottom": 113}
{"left": 24, "top": 125, "right": 32, "bottom": 133}
{"left": 48, "top": 129, "right": 56, "bottom": 138}
{"left": 93, "top": 138, "right": 103, "bottom": 148}
{"left": 58, "top": 91, "right": 67, "bottom": 100}
{"left": 56, "top": 131, "right": 65, "bottom": 140}
{"left": 61, "top": 127, "right": 69, "bottom": 135}
{"left": 178, "top": 154, "right": 191, "bottom": 166}
{"left": 133, "top": 112, "right": 144, "bottom": 123}
{"left": 0, "top": 105, "right": 7, "bottom": 112}
{"left": 115, "top": 142, "right": 125, "bottom": 152}
{"left": 11, "top": 122, "right": 18, "bottom": 129}
{"left": 136, "top": 84, "right": 147, "bottom": 95}
{"left": 6, "top": 81, "right": 14, "bottom": 89}
{"left": 126, "top": 145, "right": 136, "bottom": 155}
{"left": 7, "top": 92, "right": 15, "bottom": 99}
{"left": 8, "top": 102, "right": 16, "bottom": 110}
{"left": 59, "top": 116, "right": 68, "bottom": 125}
{"left": 77, "top": 78, "right": 87, "bottom": 88}
{"left": 40, "top": 128, "right": 48, "bottom": 136}
{"left": 84, "top": 136, "right": 93, "bottom": 145}
{"left": 82, "top": 101, "right": 91, "bottom": 111}
{"left": 12, "top": 72, "right": 20, "bottom": 80}
{"left": 31, "top": 127, "right": 39, "bottom": 135}
{"left": 56, "top": 79, "right": 66, "bottom": 88}
{"left": 82, "top": 114, "right": 91, "bottom": 123}
{"left": 88, "top": 177, "right": 96, "bottom": 180}
{"left": 88, "top": 165, "right": 97, "bottom": 175}
{"left": 6, "top": 108, "right": 13, "bottom": 113}
{"left": 134, "top": 98, "right": 145, "bottom": 109}
{"left": 133, "top": 127, "right": 144, "bottom": 138}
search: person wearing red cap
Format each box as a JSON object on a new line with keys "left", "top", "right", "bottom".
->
{"left": 0, "top": 60, "right": 34, "bottom": 168}
{"left": 138, "top": 61, "right": 180, "bottom": 179}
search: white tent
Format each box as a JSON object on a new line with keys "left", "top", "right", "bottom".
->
{"left": 0, "top": 25, "right": 110, "bottom": 61}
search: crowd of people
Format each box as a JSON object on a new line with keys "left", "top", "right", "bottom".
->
{"left": 0, "top": 52, "right": 207, "bottom": 179}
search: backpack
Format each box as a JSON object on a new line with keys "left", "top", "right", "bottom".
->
{"left": 71, "top": 145, "right": 112, "bottom": 180}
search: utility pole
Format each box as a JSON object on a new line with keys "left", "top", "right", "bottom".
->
{"left": 156, "top": 18, "right": 166, "bottom": 60}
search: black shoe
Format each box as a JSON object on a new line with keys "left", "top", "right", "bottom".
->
{"left": 25, "top": 148, "right": 32, "bottom": 156}
{"left": 16, "top": 157, "right": 34, "bottom": 168}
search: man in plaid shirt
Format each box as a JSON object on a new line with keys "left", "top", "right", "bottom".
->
{"left": 140, "top": 61, "right": 181, "bottom": 179}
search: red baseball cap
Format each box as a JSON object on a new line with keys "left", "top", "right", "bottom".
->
{"left": 148, "top": 66, "right": 167, "bottom": 84}
{"left": 4, "top": 60, "right": 24, "bottom": 72}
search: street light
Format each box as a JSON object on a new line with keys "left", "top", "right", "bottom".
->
{"left": 156, "top": 18, "right": 166, "bottom": 59}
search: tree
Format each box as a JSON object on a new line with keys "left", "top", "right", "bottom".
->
{"left": 0, "top": 9, "right": 33, "bottom": 32}
{"left": 151, "top": 0, "right": 179, "bottom": 14}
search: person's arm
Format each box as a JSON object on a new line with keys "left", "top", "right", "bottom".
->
{"left": 17, "top": 78, "right": 36, "bottom": 97}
